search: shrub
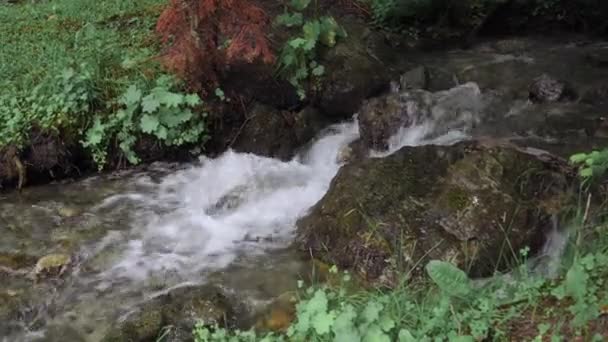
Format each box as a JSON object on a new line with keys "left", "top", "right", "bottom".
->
{"left": 156, "top": 0, "right": 275, "bottom": 91}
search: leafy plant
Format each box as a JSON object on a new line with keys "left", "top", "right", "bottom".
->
{"left": 0, "top": 65, "right": 96, "bottom": 148}
{"left": 570, "top": 149, "right": 608, "bottom": 183}
{"left": 275, "top": 0, "right": 347, "bottom": 99}
{"left": 83, "top": 75, "right": 207, "bottom": 168}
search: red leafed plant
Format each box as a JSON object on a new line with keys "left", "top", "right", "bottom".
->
{"left": 156, "top": 0, "right": 274, "bottom": 91}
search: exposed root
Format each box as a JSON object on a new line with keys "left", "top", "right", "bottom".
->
{"left": 13, "top": 155, "right": 26, "bottom": 190}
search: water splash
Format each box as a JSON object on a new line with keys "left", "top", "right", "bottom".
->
{"left": 103, "top": 121, "right": 360, "bottom": 281}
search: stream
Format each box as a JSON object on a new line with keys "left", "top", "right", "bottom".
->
{"left": 2, "top": 36, "right": 608, "bottom": 341}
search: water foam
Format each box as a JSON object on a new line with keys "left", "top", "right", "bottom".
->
{"left": 104, "top": 121, "right": 360, "bottom": 280}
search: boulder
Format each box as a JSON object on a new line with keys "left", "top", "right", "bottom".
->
{"left": 232, "top": 104, "right": 328, "bottom": 160}
{"left": 296, "top": 141, "right": 571, "bottom": 285}
{"left": 358, "top": 83, "right": 484, "bottom": 151}
{"left": 529, "top": 74, "right": 577, "bottom": 103}
{"left": 316, "top": 19, "right": 393, "bottom": 119}
{"left": 102, "top": 285, "right": 237, "bottom": 342}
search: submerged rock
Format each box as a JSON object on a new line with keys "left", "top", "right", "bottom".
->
{"left": 33, "top": 253, "right": 72, "bottom": 280}
{"left": 529, "top": 74, "right": 577, "bottom": 103}
{"left": 102, "top": 285, "right": 237, "bottom": 342}
{"left": 296, "top": 141, "right": 571, "bottom": 285}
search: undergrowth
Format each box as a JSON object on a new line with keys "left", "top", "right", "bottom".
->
{"left": 275, "top": 0, "right": 347, "bottom": 99}
{"left": 193, "top": 224, "right": 608, "bottom": 341}
{"left": 192, "top": 161, "right": 608, "bottom": 341}
{"left": 0, "top": 0, "right": 213, "bottom": 169}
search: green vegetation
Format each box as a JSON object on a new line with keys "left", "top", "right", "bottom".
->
{"left": 193, "top": 217, "right": 608, "bottom": 341}
{"left": 192, "top": 153, "right": 608, "bottom": 341}
{"left": 275, "top": 0, "right": 347, "bottom": 99}
{"left": 0, "top": 0, "right": 206, "bottom": 169}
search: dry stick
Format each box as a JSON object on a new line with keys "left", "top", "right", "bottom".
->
{"left": 576, "top": 193, "right": 593, "bottom": 253}
{"left": 228, "top": 97, "right": 256, "bottom": 148}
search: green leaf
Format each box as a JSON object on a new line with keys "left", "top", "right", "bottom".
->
{"left": 184, "top": 94, "right": 201, "bottom": 107}
{"left": 154, "top": 89, "right": 183, "bottom": 107}
{"left": 289, "top": 38, "right": 308, "bottom": 49}
{"left": 425, "top": 260, "right": 471, "bottom": 297}
{"left": 276, "top": 12, "right": 304, "bottom": 27}
{"left": 311, "top": 310, "right": 335, "bottom": 335}
{"left": 565, "top": 261, "right": 588, "bottom": 300}
{"left": 398, "top": 329, "right": 417, "bottom": 342}
{"left": 83, "top": 117, "right": 105, "bottom": 147}
{"left": 334, "top": 305, "right": 360, "bottom": 342}
{"left": 122, "top": 85, "right": 142, "bottom": 105}
{"left": 361, "top": 301, "right": 383, "bottom": 324}
{"left": 154, "top": 125, "right": 168, "bottom": 140}
{"left": 160, "top": 108, "right": 192, "bottom": 128}
{"left": 290, "top": 0, "right": 311, "bottom": 11}
{"left": 569, "top": 153, "right": 588, "bottom": 164}
{"left": 302, "top": 21, "right": 321, "bottom": 50}
{"left": 140, "top": 114, "right": 159, "bottom": 133}
{"left": 362, "top": 324, "right": 391, "bottom": 342}
{"left": 580, "top": 168, "right": 594, "bottom": 178}
{"left": 141, "top": 94, "right": 160, "bottom": 113}
{"left": 312, "top": 65, "right": 325, "bottom": 76}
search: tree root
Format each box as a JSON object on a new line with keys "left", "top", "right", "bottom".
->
{"left": 13, "top": 155, "right": 26, "bottom": 190}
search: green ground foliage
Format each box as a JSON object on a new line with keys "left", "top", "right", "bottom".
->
{"left": 0, "top": 0, "right": 207, "bottom": 168}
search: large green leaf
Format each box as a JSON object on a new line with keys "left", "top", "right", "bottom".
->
{"left": 425, "top": 260, "right": 471, "bottom": 297}
{"left": 139, "top": 113, "right": 159, "bottom": 133}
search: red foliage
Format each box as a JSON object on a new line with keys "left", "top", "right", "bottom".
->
{"left": 156, "top": 0, "right": 274, "bottom": 91}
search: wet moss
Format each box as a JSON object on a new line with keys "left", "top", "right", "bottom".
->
{"left": 440, "top": 186, "right": 471, "bottom": 212}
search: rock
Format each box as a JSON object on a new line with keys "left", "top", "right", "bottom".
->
{"left": 255, "top": 292, "right": 297, "bottom": 333}
{"left": 36, "top": 324, "right": 86, "bottom": 342}
{"left": 232, "top": 104, "right": 328, "bottom": 160}
{"left": 399, "top": 66, "right": 430, "bottom": 90}
{"left": 295, "top": 141, "right": 571, "bottom": 285}
{"left": 0, "top": 252, "right": 37, "bottom": 272}
{"left": 33, "top": 253, "right": 72, "bottom": 280}
{"left": 317, "top": 19, "right": 392, "bottom": 119}
{"left": 358, "top": 90, "right": 433, "bottom": 150}
{"left": 426, "top": 67, "right": 460, "bottom": 92}
{"left": 102, "top": 285, "right": 236, "bottom": 342}
{"left": 585, "top": 47, "right": 608, "bottom": 68}
{"left": 358, "top": 83, "right": 484, "bottom": 151}
{"left": 529, "top": 74, "right": 577, "bottom": 103}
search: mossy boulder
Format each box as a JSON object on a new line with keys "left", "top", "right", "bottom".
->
{"left": 102, "top": 285, "right": 237, "bottom": 342}
{"left": 296, "top": 141, "right": 571, "bottom": 285}
{"left": 316, "top": 17, "right": 394, "bottom": 119}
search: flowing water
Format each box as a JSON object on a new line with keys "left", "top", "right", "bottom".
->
{"left": 3, "top": 37, "right": 608, "bottom": 341}
{"left": 1, "top": 111, "right": 475, "bottom": 341}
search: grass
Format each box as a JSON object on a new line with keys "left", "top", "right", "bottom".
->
{"left": 0, "top": 0, "right": 210, "bottom": 171}
{"left": 0, "top": 0, "right": 174, "bottom": 159}
{"left": 192, "top": 191, "right": 608, "bottom": 341}
{"left": 1, "top": 0, "right": 164, "bottom": 94}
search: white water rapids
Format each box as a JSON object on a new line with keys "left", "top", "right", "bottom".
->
{"left": 98, "top": 117, "right": 467, "bottom": 283}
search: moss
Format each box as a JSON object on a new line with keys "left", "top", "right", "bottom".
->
{"left": 440, "top": 186, "right": 471, "bottom": 212}
{"left": 0, "top": 252, "right": 37, "bottom": 270}
{"left": 121, "top": 308, "right": 164, "bottom": 341}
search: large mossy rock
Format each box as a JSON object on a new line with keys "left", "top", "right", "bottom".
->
{"left": 296, "top": 141, "right": 571, "bottom": 285}
{"left": 102, "top": 285, "right": 237, "bottom": 342}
